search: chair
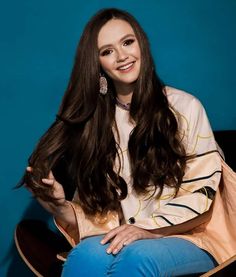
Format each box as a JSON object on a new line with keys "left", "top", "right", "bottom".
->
{"left": 14, "top": 220, "right": 71, "bottom": 276}
{"left": 214, "top": 130, "right": 236, "bottom": 170}
{"left": 14, "top": 130, "right": 236, "bottom": 276}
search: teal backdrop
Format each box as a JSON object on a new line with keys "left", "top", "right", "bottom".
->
{"left": 0, "top": 0, "right": 235, "bottom": 275}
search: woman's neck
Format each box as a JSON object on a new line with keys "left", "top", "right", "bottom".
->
{"left": 115, "top": 83, "right": 133, "bottom": 104}
{"left": 116, "top": 93, "right": 132, "bottom": 104}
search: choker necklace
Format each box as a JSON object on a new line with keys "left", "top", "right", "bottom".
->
{"left": 116, "top": 97, "right": 131, "bottom": 111}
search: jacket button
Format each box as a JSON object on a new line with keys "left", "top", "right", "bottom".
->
{"left": 128, "top": 217, "right": 135, "bottom": 224}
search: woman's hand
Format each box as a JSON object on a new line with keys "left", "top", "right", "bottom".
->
{"left": 100, "top": 224, "right": 162, "bottom": 255}
{"left": 26, "top": 167, "right": 79, "bottom": 242}
{"left": 26, "top": 167, "right": 67, "bottom": 216}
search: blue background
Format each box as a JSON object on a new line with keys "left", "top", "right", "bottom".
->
{"left": 0, "top": 0, "right": 235, "bottom": 275}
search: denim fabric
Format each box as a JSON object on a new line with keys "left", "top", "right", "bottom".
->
{"left": 62, "top": 235, "right": 217, "bottom": 277}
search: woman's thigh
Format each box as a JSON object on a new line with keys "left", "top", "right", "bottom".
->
{"left": 62, "top": 235, "right": 217, "bottom": 277}
{"left": 108, "top": 237, "right": 217, "bottom": 277}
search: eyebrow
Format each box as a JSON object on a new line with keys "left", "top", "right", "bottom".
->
{"left": 98, "top": 34, "right": 136, "bottom": 52}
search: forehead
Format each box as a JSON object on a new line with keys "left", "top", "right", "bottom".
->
{"left": 97, "top": 19, "right": 135, "bottom": 48}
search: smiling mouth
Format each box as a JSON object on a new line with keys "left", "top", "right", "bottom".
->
{"left": 117, "top": 62, "right": 135, "bottom": 72}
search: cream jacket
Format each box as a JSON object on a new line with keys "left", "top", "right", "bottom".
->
{"left": 55, "top": 87, "right": 236, "bottom": 264}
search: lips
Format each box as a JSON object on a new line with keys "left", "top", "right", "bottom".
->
{"left": 117, "top": 62, "right": 135, "bottom": 71}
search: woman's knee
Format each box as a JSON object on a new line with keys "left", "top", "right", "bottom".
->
{"left": 67, "top": 235, "right": 106, "bottom": 260}
{"left": 108, "top": 238, "right": 216, "bottom": 277}
{"left": 62, "top": 235, "right": 113, "bottom": 277}
{"left": 108, "top": 239, "right": 162, "bottom": 276}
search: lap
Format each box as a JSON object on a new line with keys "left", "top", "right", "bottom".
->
{"left": 62, "top": 235, "right": 217, "bottom": 277}
{"left": 110, "top": 237, "right": 217, "bottom": 276}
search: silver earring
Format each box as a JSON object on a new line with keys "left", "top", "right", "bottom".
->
{"left": 99, "top": 75, "right": 108, "bottom": 95}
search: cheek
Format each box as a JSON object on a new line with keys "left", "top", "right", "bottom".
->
{"left": 133, "top": 45, "right": 141, "bottom": 58}
{"left": 99, "top": 58, "right": 113, "bottom": 73}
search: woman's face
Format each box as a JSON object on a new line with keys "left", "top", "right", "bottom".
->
{"left": 98, "top": 19, "right": 141, "bottom": 93}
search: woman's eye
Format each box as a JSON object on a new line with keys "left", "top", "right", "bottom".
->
{"left": 101, "top": 49, "right": 112, "bottom": 56}
{"left": 123, "top": 39, "right": 135, "bottom": 46}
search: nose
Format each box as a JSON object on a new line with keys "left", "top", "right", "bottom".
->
{"left": 116, "top": 48, "right": 128, "bottom": 63}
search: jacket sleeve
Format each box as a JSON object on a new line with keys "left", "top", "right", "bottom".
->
{"left": 135, "top": 97, "right": 222, "bottom": 229}
{"left": 53, "top": 201, "right": 80, "bottom": 247}
{"left": 54, "top": 197, "right": 120, "bottom": 245}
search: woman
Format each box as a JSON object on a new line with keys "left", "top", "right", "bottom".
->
{"left": 20, "top": 8, "right": 224, "bottom": 276}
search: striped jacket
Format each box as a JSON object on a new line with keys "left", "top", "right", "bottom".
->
{"left": 55, "top": 87, "right": 236, "bottom": 264}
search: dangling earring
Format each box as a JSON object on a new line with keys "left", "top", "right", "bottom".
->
{"left": 99, "top": 74, "right": 108, "bottom": 95}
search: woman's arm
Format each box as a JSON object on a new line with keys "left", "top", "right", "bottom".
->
{"left": 101, "top": 207, "right": 212, "bottom": 255}
{"left": 53, "top": 204, "right": 80, "bottom": 246}
{"left": 150, "top": 205, "right": 212, "bottom": 236}
{"left": 26, "top": 167, "right": 79, "bottom": 244}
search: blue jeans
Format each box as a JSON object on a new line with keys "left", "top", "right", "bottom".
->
{"left": 62, "top": 235, "right": 217, "bottom": 276}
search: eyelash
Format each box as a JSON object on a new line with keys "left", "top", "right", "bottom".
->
{"left": 123, "top": 39, "right": 135, "bottom": 46}
{"left": 101, "top": 39, "right": 135, "bottom": 56}
{"left": 101, "top": 49, "right": 113, "bottom": 56}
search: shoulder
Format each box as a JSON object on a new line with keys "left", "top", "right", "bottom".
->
{"left": 164, "top": 86, "right": 217, "bottom": 154}
{"left": 164, "top": 86, "right": 203, "bottom": 114}
{"left": 164, "top": 86, "right": 207, "bottom": 130}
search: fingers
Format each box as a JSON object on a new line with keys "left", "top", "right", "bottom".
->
{"left": 101, "top": 225, "right": 157, "bottom": 255}
{"left": 100, "top": 225, "right": 125, "bottom": 245}
{"left": 41, "top": 171, "right": 55, "bottom": 186}
{"left": 48, "top": 170, "right": 55, "bottom": 179}
{"left": 26, "top": 166, "right": 33, "bottom": 172}
{"left": 42, "top": 178, "right": 54, "bottom": 186}
{"left": 106, "top": 237, "right": 127, "bottom": 255}
{"left": 108, "top": 230, "right": 137, "bottom": 254}
{"left": 26, "top": 166, "right": 55, "bottom": 186}
{"left": 100, "top": 225, "right": 138, "bottom": 255}
{"left": 25, "top": 166, "right": 66, "bottom": 206}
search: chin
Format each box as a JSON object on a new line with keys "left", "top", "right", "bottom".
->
{"left": 124, "top": 78, "right": 139, "bottom": 85}
{"left": 118, "top": 74, "right": 139, "bottom": 84}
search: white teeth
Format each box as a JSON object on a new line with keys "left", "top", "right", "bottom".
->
{"left": 118, "top": 62, "right": 134, "bottom": 70}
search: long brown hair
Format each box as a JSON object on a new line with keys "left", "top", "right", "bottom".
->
{"left": 18, "top": 8, "right": 186, "bottom": 215}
